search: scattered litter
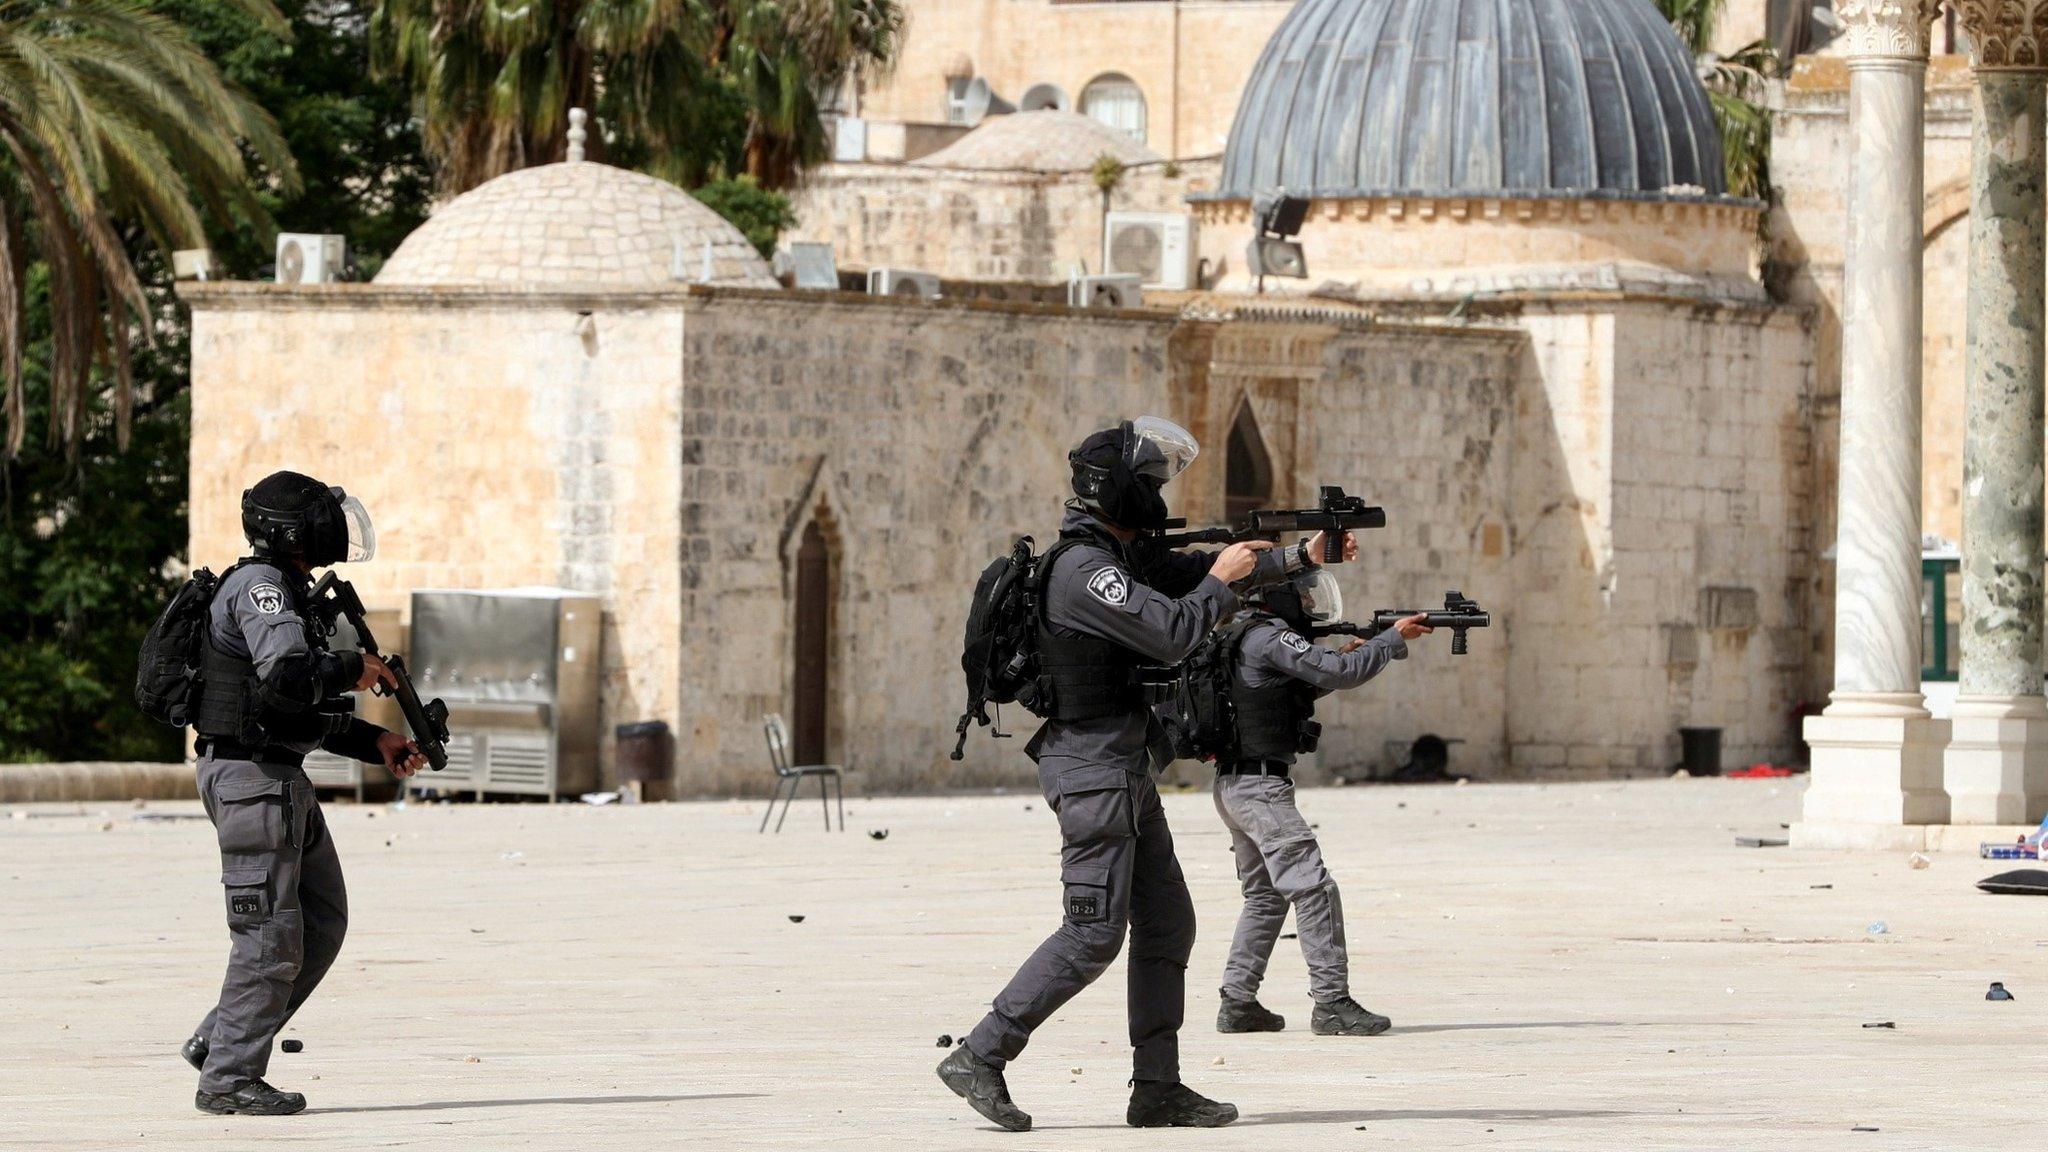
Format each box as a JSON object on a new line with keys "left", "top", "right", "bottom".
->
{"left": 1860, "top": 1022, "right": 1895, "bottom": 1029}
{"left": 464, "top": 1056, "right": 481, "bottom": 1064}
{"left": 788, "top": 914, "right": 806, "bottom": 923}
{"left": 1670, "top": 768, "right": 1691, "bottom": 780}
{"left": 1852, "top": 1127, "right": 1879, "bottom": 1133}
{"left": 579, "top": 792, "right": 620, "bottom": 806}
{"left": 1977, "top": 868, "right": 2048, "bottom": 895}
{"left": 1867, "top": 922, "right": 1888, "bottom": 935}
{"left": 500, "top": 851, "right": 524, "bottom": 861}
{"left": 1987, "top": 982, "right": 2014, "bottom": 1002}
{"left": 1069, "top": 1067, "right": 1082, "bottom": 1075}
{"left": 281, "top": 1039, "right": 303, "bottom": 1053}
{"left": 1023, "top": 805, "right": 1033, "bottom": 811}
{"left": 8, "top": 811, "right": 23, "bottom": 821}
{"left": 98, "top": 820, "right": 114, "bottom": 832}
{"left": 1454, "top": 778, "right": 1469, "bottom": 788}
{"left": 1212, "top": 1056, "right": 1226, "bottom": 1066}
{"left": 935, "top": 1035, "right": 954, "bottom": 1048}
{"left": 869, "top": 829, "right": 889, "bottom": 841}
{"left": 1810, "top": 884, "right": 1834, "bottom": 890}
{"left": 470, "top": 928, "right": 486, "bottom": 934}
{"left": 365, "top": 811, "right": 376, "bottom": 819}
{"left": 1728, "top": 764, "right": 1795, "bottom": 778}
{"left": 1981, "top": 842, "right": 2042, "bottom": 860}
{"left": 1907, "top": 852, "right": 1931, "bottom": 870}
{"left": 1280, "top": 933, "right": 1298, "bottom": 940}
{"left": 1736, "top": 836, "right": 1788, "bottom": 848}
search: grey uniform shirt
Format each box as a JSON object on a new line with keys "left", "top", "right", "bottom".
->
{"left": 1235, "top": 615, "right": 1407, "bottom": 766}
{"left": 1029, "top": 508, "right": 1297, "bottom": 774}
{"left": 209, "top": 562, "right": 370, "bottom": 757}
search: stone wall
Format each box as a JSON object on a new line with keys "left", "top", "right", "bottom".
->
{"left": 787, "top": 159, "right": 1218, "bottom": 283}
{"left": 856, "top": 0, "right": 1295, "bottom": 159}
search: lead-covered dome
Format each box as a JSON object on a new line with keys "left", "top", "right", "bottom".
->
{"left": 1218, "top": 0, "right": 1726, "bottom": 200}
{"left": 377, "top": 161, "right": 778, "bottom": 289}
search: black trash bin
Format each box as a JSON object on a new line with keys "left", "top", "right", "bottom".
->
{"left": 615, "top": 720, "right": 672, "bottom": 798}
{"left": 1678, "top": 726, "right": 1723, "bottom": 777}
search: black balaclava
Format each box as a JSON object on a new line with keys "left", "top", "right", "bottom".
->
{"left": 1255, "top": 581, "right": 1312, "bottom": 633}
{"left": 242, "top": 471, "right": 347, "bottom": 568}
{"left": 1069, "top": 423, "right": 1170, "bottom": 531}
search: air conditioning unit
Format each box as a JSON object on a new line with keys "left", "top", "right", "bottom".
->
{"left": 275, "top": 233, "right": 345, "bottom": 284}
{"left": 832, "top": 116, "right": 868, "bottom": 162}
{"left": 867, "top": 268, "right": 942, "bottom": 299}
{"left": 1103, "top": 212, "right": 1196, "bottom": 290}
{"left": 1069, "top": 274, "right": 1143, "bottom": 310}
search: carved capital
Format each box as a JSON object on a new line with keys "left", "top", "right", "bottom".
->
{"left": 1954, "top": 0, "right": 2048, "bottom": 69}
{"left": 1837, "top": 0, "right": 1946, "bottom": 60}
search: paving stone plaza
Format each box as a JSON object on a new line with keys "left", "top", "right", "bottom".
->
{"left": 1, "top": 778, "right": 2031, "bottom": 1148}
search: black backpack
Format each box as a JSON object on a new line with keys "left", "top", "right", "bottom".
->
{"left": 134, "top": 567, "right": 224, "bottom": 728}
{"left": 949, "top": 535, "right": 1083, "bottom": 760}
{"left": 1157, "top": 614, "right": 1264, "bottom": 763}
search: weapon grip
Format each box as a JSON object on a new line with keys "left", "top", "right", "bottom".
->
{"left": 1322, "top": 532, "right": 1344, "bottom": 564}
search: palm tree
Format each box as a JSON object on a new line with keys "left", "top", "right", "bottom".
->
{"left": 370, "top": 0, "right": 900, "bottom": 193}
{"left": 0, "top": 0, "right": 297, "bottom": 458}
{"left": 1653, "top": 0, "right": 1777, "bottom": 201}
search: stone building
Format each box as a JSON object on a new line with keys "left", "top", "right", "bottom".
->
{"left": 185, "top": 0, "right": 1824, "bottom": 797}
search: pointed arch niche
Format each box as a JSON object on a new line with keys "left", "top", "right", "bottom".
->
{"left": 1224, "top": 399, "right": 1275, "bottom": 526}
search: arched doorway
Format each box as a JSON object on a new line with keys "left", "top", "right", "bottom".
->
{"left": 1225, "top": 401, "right": 1274, "bottom": 525}
{"left": 793, "top": 520, "right": 832, "bottom": 766}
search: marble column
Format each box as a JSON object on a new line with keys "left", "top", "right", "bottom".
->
{"left": 1797, "top": 0, "right": 1952, "bottom": 850}
{"left": 1945, "top": 1, "right": 2048, "bottom": 826}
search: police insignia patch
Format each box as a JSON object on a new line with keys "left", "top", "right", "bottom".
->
{"left": 1087, "top": 567, "right": 1130, "bottom": 607}
{"left": 1282, "top": 633, "right": 1312, "bottom": 655}
{"left": 230, "top": 893, "right": 263, "bottom": 917}
{"left": 248, "top": 584, "right": 286, "bottom": 615}
{"left": 1068, "top": 893, "right": 1100, "bottom": 919}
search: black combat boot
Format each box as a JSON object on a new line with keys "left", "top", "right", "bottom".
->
{"left": 937, "top": 1044, "right": 1032, "bottom": 1132}
{"left": 1216, "top": 994, "right": 1285, "bottom": 1033}
{"left": 1126, "top": 1080, "right": 1239, "bottom": 1128}
{"left": 195, "top": 1079, "right": 307, "bottom": 1116}
{"left": 1310, "top": 996, "right": 1392, "bottom": 1036}
{"left": 181, "top": 1035, "right": 209, "bottom": 1071}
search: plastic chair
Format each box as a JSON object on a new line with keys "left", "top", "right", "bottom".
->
{"left": 760, "top": 714, "right": 844, "bottom": 832}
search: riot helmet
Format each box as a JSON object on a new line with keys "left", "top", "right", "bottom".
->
{"left": 1069, "top": 416, "right": 1199, "bottom": 531}
{"left": 242, "top": 470, "right": 376, "bottom": 567}
{"left": 1256, "top": 568, "right": 1342, "bottom": 632}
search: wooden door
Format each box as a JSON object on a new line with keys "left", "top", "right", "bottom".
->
{"left": 793, "top": 521, "right": 831, "bottom": 766}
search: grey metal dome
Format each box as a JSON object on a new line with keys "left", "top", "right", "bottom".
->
{"left": 1217, "top": 0, "right": 1726, "bottom": 200}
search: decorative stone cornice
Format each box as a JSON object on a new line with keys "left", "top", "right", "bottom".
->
{"left": 1837, "top": 0, "right": 1945, "bottom": 60}
{"left": 1953, "top": 0, "right": 2048, "bottom": 70}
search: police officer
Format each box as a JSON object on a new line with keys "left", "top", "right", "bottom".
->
{"left": 1210, "top": 569, "right": 1430, "bottom": 1038}
{"left": 937, "top": 417, "right": 1344, "bottom": 1132}
{"left": 179, "top": 471, "right": 424, "bottom": 1116}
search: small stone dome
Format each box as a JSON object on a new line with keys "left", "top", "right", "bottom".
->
{"left": 377, "top": 161, "right": 778, "bottom": 289}
{"left": 1219, "top": 0, "right": 1726, "bottom": 200}
{"left": 913, "top": 110, "right": 1160, "bottom": 173}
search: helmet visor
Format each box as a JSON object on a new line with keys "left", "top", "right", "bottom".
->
{"left": 1125, "top": 416, "right": 1199, "bottom": 483}
{"left": 1298, "top": 569, "right": 1343, "bottom": 624}
{"left": 335, "top": 491, "right": 377, "bottom": 563}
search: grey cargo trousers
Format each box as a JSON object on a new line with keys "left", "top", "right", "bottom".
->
{"left": 1213, "top": 772, "right": 1350, "bottom": 1004}
{"left": 192, "top": 754, "right": 348, "bottom": 1094}
{"left": 966, "top": 763, "right": 1197, "bottom": 1083}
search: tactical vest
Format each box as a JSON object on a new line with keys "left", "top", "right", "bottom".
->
{"left": 1034, "top": 535, "right": 1146, "bottom": 722}
{"left": 190, "top": 560, "right": 347, "bottom": 747}
{"left": 1229, "top": 621, "right": 1322, "bottom": 759}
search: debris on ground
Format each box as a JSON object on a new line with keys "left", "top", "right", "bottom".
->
{"left": 1867, "top": 922, "right": 1888, "bottom": 935}
{"left": 1280, "top": 932, "right": 1298, "bottom": 940}
{"left": 935, "top": 1035, "right": 953, "bottom": 1048}
{"left": 1735, "top": 836, "right": 1788, "bottom": 848}
{"left": 579, "top": 792, "right": 620, "bottom": 806}
{"left": 500, "top": 851, "right": 524, "bottom": 861}
{"left": 1907, "top": 852, "right": 1931, "bottom": 870}
{"left": 281, "top": 1039, "right": 303, "bottom": 1053}
{"left": 1852, "top": 1126, "right": 1879, "bottom": 1133}
{"left": 1977, "top": 868, "right": 2048, "bottom": 895}
{"left": 788, "top": 914, "right": 806, "bottom": 923}
{"left": 464, "top": 1056, "right": 481, "bottom": 1064}
{"left": 1728, "top": 764, "right": 1796, "bottom": 778}
{"left": 1987, "top": 982, "right": 2014, "bottom": 1001}
{"left": 1811, "top": 884, "right": 1834, "bottom": 890}
{"left": 869, "top": 829, "right": 889, "bottom": 840}
{"left": 1860, "top": 1022, "right": 1895, "bottom": 1029}
{"left": 1212, "top": 1056, "right": 1226, "bottom": 1066}
{"left": 1069, "top": 1067, "right": 1082, "bottom": 1075}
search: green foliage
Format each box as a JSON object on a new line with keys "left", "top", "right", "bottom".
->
{"left": 370, "top": 0, "right": 902, "bottom": 192}
{"left": 1091, "top": 154, "right": 1126, "bottom": 195}
{"left": 0, "top": 0, "right": 297, "bottom": 459}
{"left": 0, "top": 1, "right": 433, "bottom": 763}
{"left": 1650, "top": 0, "right": 1776, "bottom": 202}
{"left": 691, "top": 176, "right": 796, "bottom": 258}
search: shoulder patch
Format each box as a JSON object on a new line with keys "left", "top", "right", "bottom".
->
{"left": 1086, "top": 566, "right": 1130, "bottom": 607}
{"left": 1280, "top": 632, "right": 1313, "bottom": 655}
{"left": 247, "top": 583, "right": 287, "bottom": 616}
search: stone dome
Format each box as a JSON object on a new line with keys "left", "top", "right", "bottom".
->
{"left": 1218, "top": 0, "right": 1726, "bottom": 200}
{"left": 377, "top": 161, "right": 778, "bottom": 289}
{"left": 913, "top": 110, "right": 1160, "bottom": 173}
